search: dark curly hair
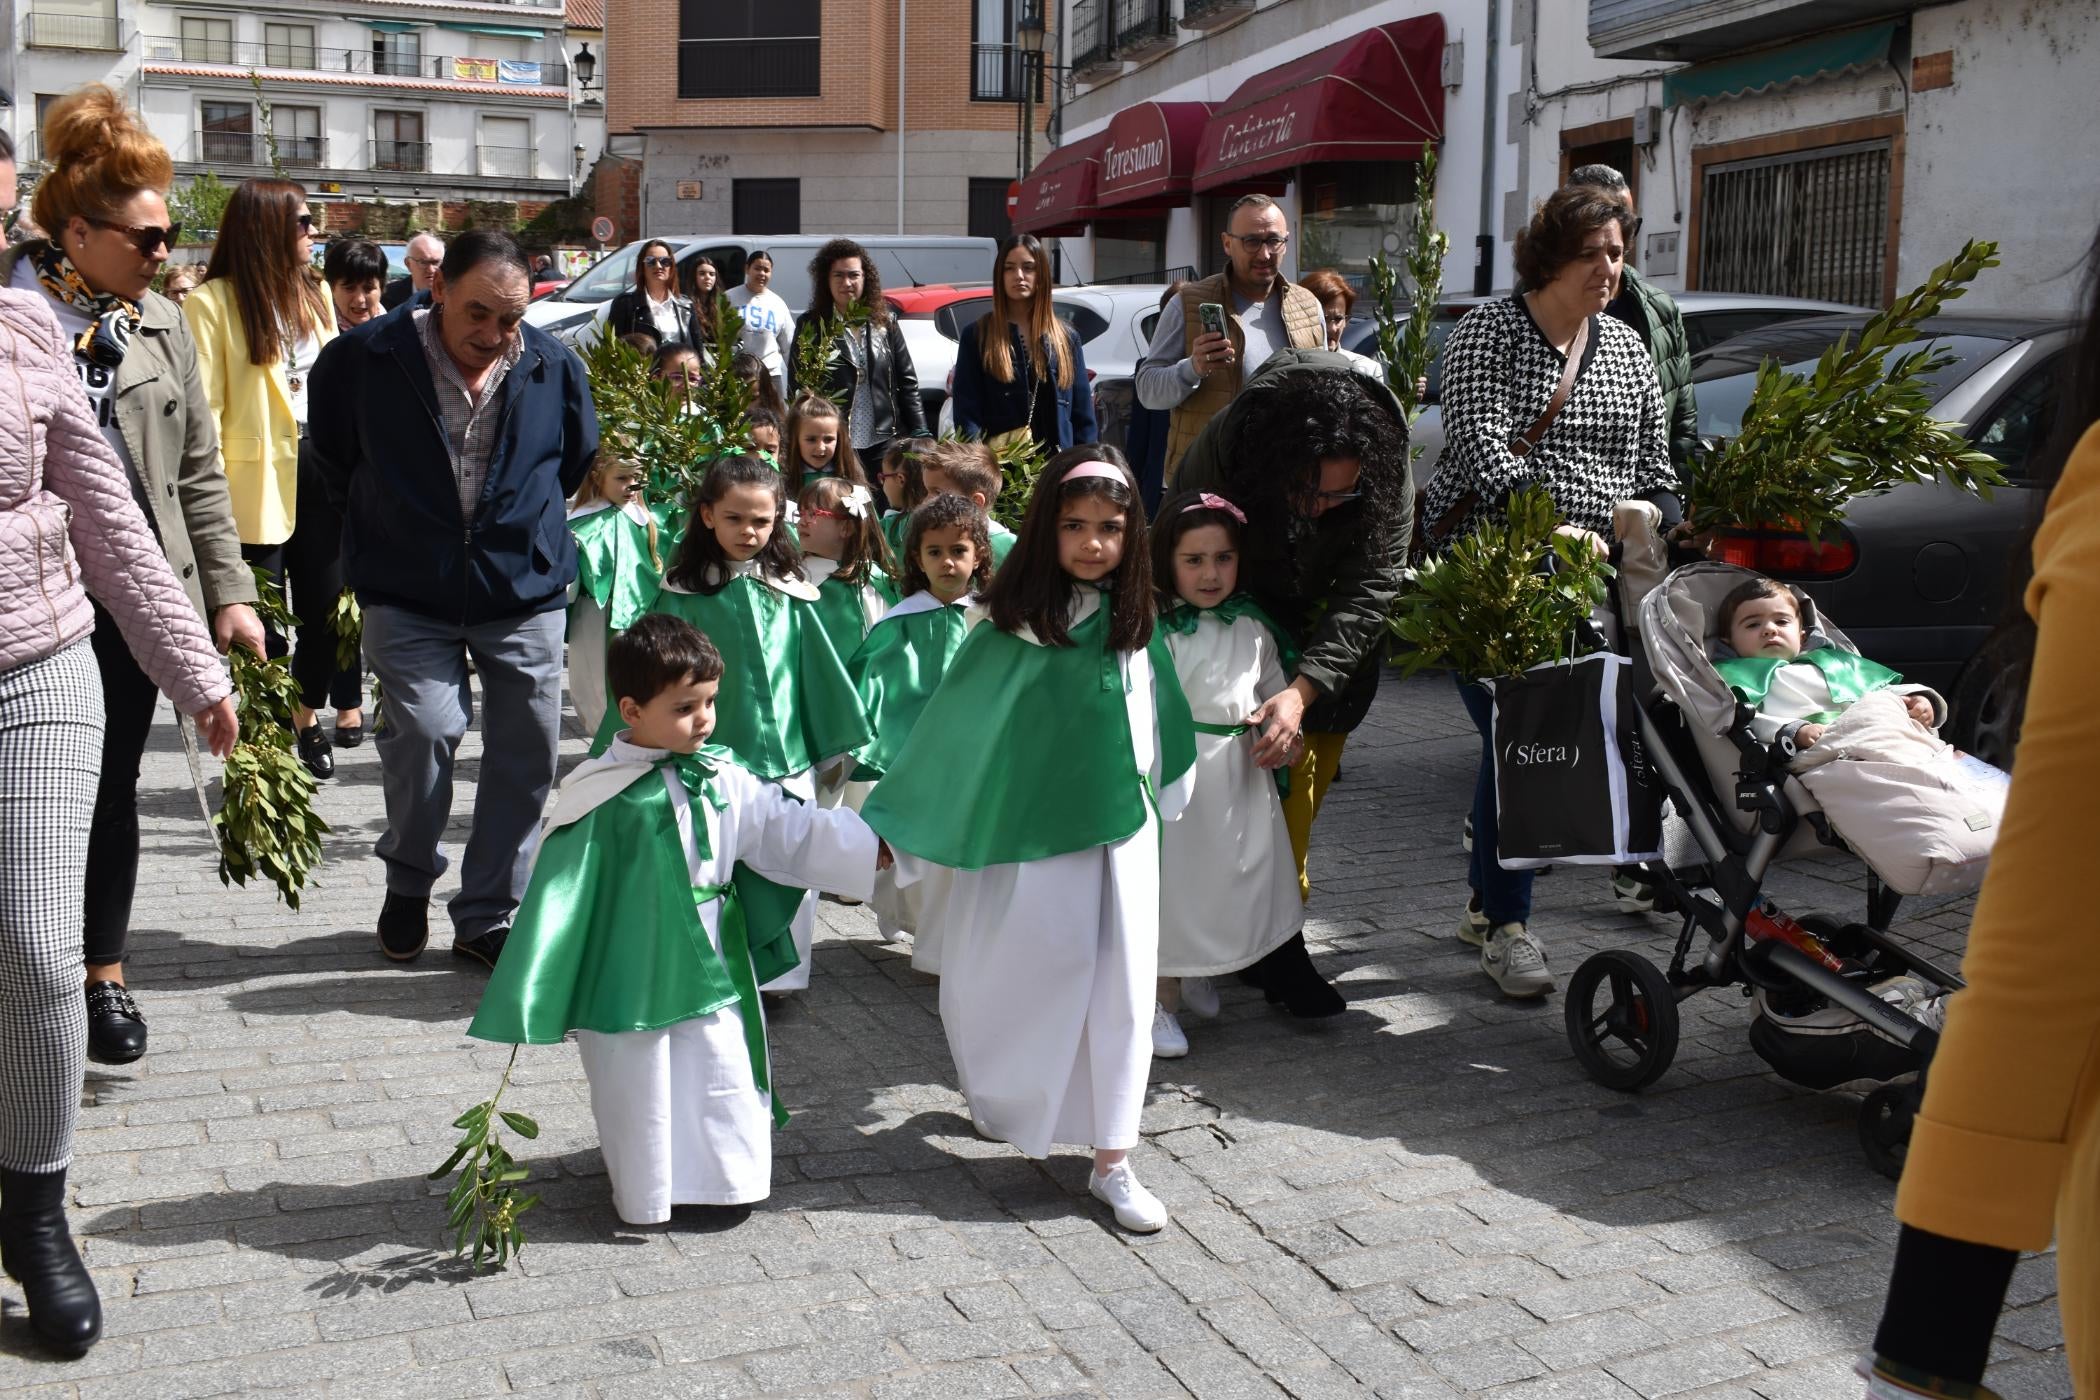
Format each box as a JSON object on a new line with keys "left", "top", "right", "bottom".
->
{"left": 1513, "top": 186, "right": 1635, "bottom": 289}
{"left": 804, "top": 238, "right": 888, "bottom": 326}
{"left": 902, "top": 492, "right": 994, "bottom": 598}
{"left": 1210, "top": 371, "right": 1412, "bottom": 536}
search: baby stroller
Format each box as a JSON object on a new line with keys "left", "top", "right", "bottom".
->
{"left": 1559, "top": 535, "right": 1970, "bottom": 1179}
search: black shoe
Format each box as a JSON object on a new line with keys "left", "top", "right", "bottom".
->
{"left": 451, "top": 926, "right": 509, "bottom": 969}
{"left": 84, "top": 981, "right": 147, "bottom": 1065}
{"left": 333, "top": 722, "right": 366, "bottom": 749}
{"left": 0, "top": 1168, "right": 102, "bottom": 1357}
{"left": 296, "top": 724, "right": 335, "bottom": 780}
{"left": 1250, "top": 934, "right": 1345, "bottom": 1019}
{"left": 378, "top": 892, "right": 429, "bottom": 962}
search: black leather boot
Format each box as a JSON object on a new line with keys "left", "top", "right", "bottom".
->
{"left": 84, "top": 981, "right": 147, "bottom": 1065}
{"left": 1249, "top": 934, "right": 1345, "bottom": 1018}
{"left": 0, "top": 1167, "right": 102, "bottom": 1356}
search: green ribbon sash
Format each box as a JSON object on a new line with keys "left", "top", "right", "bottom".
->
{"left": 1160, "top": 593, "right": 1303, "bottom": 676}
{"left": 1714, "top": 647, "right": 1902, "bottom": 710}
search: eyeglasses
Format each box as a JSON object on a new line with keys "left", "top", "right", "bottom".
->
{"left": 91, "top": 219, "right": 181, "bottom": 256}
{"left": 1307, "top": 488, "right": 1361, "bottom": 506}
{"left": 1231, "top": 233, "right": 1289, "bottom": 253}
{"left": 407, "top": 256, "right": 442, "bottom": 270}
{"left": 642, "top": 256, "right": 675, "bottom": 270}
{"left": 803, "top": 508, "right": 845, "bottom": 521}
{"left": 295, "top": 213, "right": 315, "bottom": 232}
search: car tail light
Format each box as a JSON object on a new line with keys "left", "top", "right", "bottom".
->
{"left": 1711, "top": 525, "right": 1859, "bottom": 578}
{"left": 1088, "top": 369, "right": 1097, "bottom": 382}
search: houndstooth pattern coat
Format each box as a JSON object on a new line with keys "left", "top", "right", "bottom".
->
{"left": 1424, "top": 294, "right": 1675, "bottom": 547}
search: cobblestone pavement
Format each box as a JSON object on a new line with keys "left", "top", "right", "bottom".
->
{"left": 0, "top": 671, "right": 2067, "bottom": 1399}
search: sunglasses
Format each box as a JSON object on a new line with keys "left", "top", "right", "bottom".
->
{"left": 642, "top": 256, "right": 675, "bottom": 270}
{"left": 295, "top": 213, "right": 315, "bottom": 232}
{"left": 91, "top": 219, "right": 182, "bottom": 256}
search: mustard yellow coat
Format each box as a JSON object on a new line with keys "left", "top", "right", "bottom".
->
{"left": 181, "top": 278, "right": 335, "bottom": 547}
{"left": 1896, "top": 419, "right": 2100, "bottom": 1393}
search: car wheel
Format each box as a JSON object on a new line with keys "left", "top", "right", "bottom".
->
{"left": 1948, "top": 622, "right": 2034, "bottom": 770}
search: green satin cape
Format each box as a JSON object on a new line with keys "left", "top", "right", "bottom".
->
{"left": 466, "top": 749, "right": 804, "bottom": 1121}
{"left": 861, "top": 602, "right": 1197, "bottom": 869}
{"left": 808, "top": 571, "right": 896, "bottom": 670}
{"left": 570, "top": 506, "right": 664, "bottom": 634}
{"left": 1159, "top": 593, "right": 1302, "bottom": 676}
{"left": 848, "top": 598, "right": 975, "bottom": 781}
{"left": 595, "top": 577, "right": 874, "bottom": 780}
{"left": 1714, "top": 648, "right": 1902, "bottom": 711}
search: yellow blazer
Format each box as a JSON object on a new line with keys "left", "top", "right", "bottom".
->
{"left": 1896, "top": 418, "right": 2100, "bottom": 1393}
{"left": 182, "top": 277, "right": 335, "bottom": 547}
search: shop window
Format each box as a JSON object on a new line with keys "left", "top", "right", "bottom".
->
{"left": 1297, "top": 160, "right": 1411, "bottom": 283}
{"left": 1093, "top": 217, "right": 1167, "bottom": 284}
{"left": 681, "top": 0, "right": 819, "bottom": 99}
{"left": 1691, "top": 120, "right": 1900, "bottom": 307}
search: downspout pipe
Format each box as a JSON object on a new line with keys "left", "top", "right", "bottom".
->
{"left": 1474, "top": 0, "right": 1500, "bottom": 296}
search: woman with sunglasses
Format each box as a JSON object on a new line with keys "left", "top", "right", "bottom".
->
{"left": 185, "top": 179, "right": 358, "bottom": 786}
{"left": 0, "top": 85, "right": 265, "bottom": 1072}
{"left": 606, "top": 240, "right": 699, "bottom": 350}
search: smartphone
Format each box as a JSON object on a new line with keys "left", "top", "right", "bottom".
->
{"left": 1197, "top": 302, "right": 1228, "bottom": 340}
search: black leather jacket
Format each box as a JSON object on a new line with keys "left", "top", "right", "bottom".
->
{"left": 788, "top": 312, "right": 929, "bottom": 447}
{"left": 606, "top": 286, "right": 701, "bottom": 348}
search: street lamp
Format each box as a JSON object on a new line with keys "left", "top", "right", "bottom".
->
{"left": 574, "top": 43, "right": 597, "bottom": 91}
{"left": 1015, "top": 0, "right": 1046, "bottom": 178}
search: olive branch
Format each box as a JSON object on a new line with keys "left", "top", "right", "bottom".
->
{"left": 213, "top": 570, "right": 328, "bottom": 909}
{"left": 1367, "top": 141, "right": 1449, "bottom": 447}
{"left": 429, "top": 1045, "right": 540, "bottom": 1269}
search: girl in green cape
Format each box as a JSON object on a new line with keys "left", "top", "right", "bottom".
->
{"left": 1148, "top": 491, "right": 1313, "bottom": 1061}
{"left": 849, "top": 492, "right": 993, "bottom": 958}
{"left": 637, "top": 456, "right": 874, "bottom": 994}
{"left": 797, "top": 475, "right": 899, "bottom": 812}
{"left": 861, "top": 447, "right": 1197, "bottom": 1235}
{"left": 565, "top": 454, "right": 665, "bottom": 736}
{"left": 782, "top": 393, "right": 865, "bottom": 530}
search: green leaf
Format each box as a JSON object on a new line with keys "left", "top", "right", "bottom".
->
{"left": 427, "top": 1143, "right": 472, "bottom": 1180}
{"left": 499, "top": 1111, "right": 540, "bottom": 1140}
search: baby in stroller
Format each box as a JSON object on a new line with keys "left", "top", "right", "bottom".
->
{"left": 1716, "top": 576, "right": 1941, "bottom": 753}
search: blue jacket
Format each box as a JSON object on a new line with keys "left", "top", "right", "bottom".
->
{"left": 951, "top": 317, "right": 1097, "bottom": 449}
{"left": 309, "top": 304, "right": 599, "bottom": 625}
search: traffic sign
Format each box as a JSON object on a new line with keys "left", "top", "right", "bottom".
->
{"left": 590, "top": 215, "right": 615, "bottom": 243}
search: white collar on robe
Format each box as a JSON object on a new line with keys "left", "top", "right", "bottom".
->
{"left": 567, "top": 498, "right": 654, "bottom": 526}
{"left": 546, "top": 735, "right": 671, "bottom": 830}
{"left": 801, "top": 556, "right": 841, "bottom": 586}
{"left": 665, "top": 557, "right": 823, "bottom": 603}
{"left": 1012, "top": 585, "right": 1101, "bottom": 648}
{"left": 878, "top": 589, "right": 978, "bottom": 624}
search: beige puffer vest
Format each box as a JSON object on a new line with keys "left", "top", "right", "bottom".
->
{"left": 1163, "top": 273, "right": 1326, "bottom": 485}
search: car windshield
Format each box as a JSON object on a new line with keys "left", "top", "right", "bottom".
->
{"left": 561, "top": 245, "right": 646, "bottom": 304}
{"left": 1693, "top": 331, "right": 2011, "bottom": 438}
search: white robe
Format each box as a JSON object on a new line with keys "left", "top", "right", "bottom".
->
{"left": 1158, "top": 613, "right": 1303, "bottom": 976}
{"left": 569, "top": 737, "right": 877, "bottom": 1222}
{"left": 890, "top": 591, "right": 1192, "bottom": 1157}
{"left": 563, "top": 498, "right": 655, "bottom": 737}
{"left": 802, "top": 556, "right": 889, "bottom": 817}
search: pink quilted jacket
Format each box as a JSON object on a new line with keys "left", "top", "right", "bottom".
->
{"left": 0, "top": 290, "right": 229, "bottom": 715}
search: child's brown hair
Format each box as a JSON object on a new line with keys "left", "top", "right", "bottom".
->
{"left": 783, "top": 393, "right": 867, "bottom": 498}
{"left": 901, "top": 493, "right": 993, "bottom": 598}
{"left": 918, "top": 439, "right": 1003, "bottom": 507}
{"left": 1716, "top": 575, "right": 1801, "bottom": 639}
{"left": 884, "top": 437, "right": 936, "bottom": 510}
{"left": 798, "top": 476, "right": 897, "bottom": 588}
{"left": 571, "top": 453, "right": 664, "bottom": 572}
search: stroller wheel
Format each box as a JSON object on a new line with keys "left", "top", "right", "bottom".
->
{"left": 1565, "top": 950, "right": 1680, "bottom": 1092}
{"left": 1858, "top": 1083, "right": 1916, "bottom": 1181}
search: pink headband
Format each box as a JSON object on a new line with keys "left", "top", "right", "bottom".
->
{"left": 1183, "top": 492, "right": 1246, "bottom": 525}
{"left": 1062, "top": 462, "right": 1128, "bottom": 484}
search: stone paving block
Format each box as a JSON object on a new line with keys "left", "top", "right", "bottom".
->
{"left": 1632, "top": 1281, "right": 1794, "bottom": 1342}
{"left": 654, "top": 1311, "right": 817, "bottom": 1365}
{"left": 73, "top": 1359, "right": 248, "bottom": 1400}
{"left": 503, "top": 1335, "right": 660, "bottom": 1389}
{"left": 1602, "top": 1338, "right": 1760, "bottom": 1397}
{"left": 1426, "top": 1337, "right": 1552, "bottom": 1390}
{"left": 1397, "top": 1300, "right": 1542, "bottom": 1354}
{"left": 1157, "top": 1339, "right": 1292, "bottom": 1398}
{"left": 900, "top": 1316, "right": 1059, "bottom": 1363}
{"left": 869, "top": 1359, "right": 1035, "bottom": 1399}
{"left": 1513, "top": 1310, "right": 1672, "bottom": 1371}
{"left": 1513, "top": 1274, "right": 1669, "bottom": 1324}
{"left": 1478, "top": 1371, "right": 1643, "bottom": 1399}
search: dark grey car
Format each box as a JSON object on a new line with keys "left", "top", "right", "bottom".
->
{"left": 1690, "top": 312, "right": 2075, "bottom": 767}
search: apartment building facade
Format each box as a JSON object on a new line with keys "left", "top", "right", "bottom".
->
{"left": 604, "top": 0, "right": 1049, "bottom": 243}
{"left": 3, "top": 0, "right": 604, "bottom": 212}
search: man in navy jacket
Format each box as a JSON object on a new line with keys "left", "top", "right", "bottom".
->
{"left": 311, "top": 229, "right": 598, "bottom": 968}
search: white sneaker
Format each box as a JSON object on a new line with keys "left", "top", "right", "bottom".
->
{"left": 1457, "top": 895, "right": 1490, "bottom": 948}
{"left": 1461, "top": 813, "right": 1474, "bottom": 852}
{"left": 1482, "top": 923, "right": 1555, "bottom": 998}
{"left": 1151, "top": 1004, "right": 1189, "bottom": 1059}
{"left": 1089, "top": 1161, "right": 1168, "bottom": 1232}
{"left": 1610, "top": 871, "right": 1657, "bottom": 913}
{"left": 1179, "top": 976, "right": 1221, "bottom": 1020}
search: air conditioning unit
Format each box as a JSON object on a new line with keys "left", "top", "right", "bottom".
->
{"left": 1633, "top": 105, "right": 1662, "bottom": 148}
{"left": 146, "top": 39, "right": 181, "bottom": 60}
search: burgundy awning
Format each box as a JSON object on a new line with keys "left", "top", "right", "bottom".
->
{"left": 1095, "top": 100, "right": 1214, "bottom": 212}
{"left": 1192, "top": 15, "right": 1446, "bottom": 194}
{"left": 1013, "top": 136, "right": 1105, "bottom": 237}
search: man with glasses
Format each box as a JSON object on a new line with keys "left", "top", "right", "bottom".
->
{"left": 382, "top": 231, "right": 446, "bottom": 311}
{"left": 1568, "top": 165, "right": 1698, "bottom": 473}
{"left": 1136, "top": 193, "right": 1328, "bottom": 485}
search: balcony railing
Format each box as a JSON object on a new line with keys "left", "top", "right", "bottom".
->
{"left": 1071, "top": 0, "right": 1117, "bottom": 75}
{"left": 477, "top": 144, "right": 535, "bottom": 178}
{"left": 971, "top": 42, "right": 1046, "bottom": 103}
{"left": 25, "top": 9, "right": 121, "bottom": 49}
{"left": 1181, "top": 0, "right": 1252, "bottom": 29}
{"left": 371, "top": 139, "right": 431, "bottom": 173}
{"left": 1115, "top": 0, "right": 1175, "bottom": 55}
{"left": 193, "top": 130, "right": 329, "bottom": 168}
{"left": 148, "top": 37, "right": 568, "bottom": 86}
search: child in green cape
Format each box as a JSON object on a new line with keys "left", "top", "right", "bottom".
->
{"left": 861, "top": 447, "right": 1197, "bottom": 1234}
{"left": 876, "top": 436, "right": 935, "bottom": 561}
{"left": 1716, "top": 575, "right": 1942, "bottom": 751}
{"left": 625, "top": 456, "right": 875, "bottom": 994}
{"left": 917, "top": 439, "right": 1018, "bottom": 567}
{"left": 782, "top": 393, "right": 865, "bottom": 528}
{"left": 746, "top": 406, "right": 784, "bottom": 471}
{"left": 849, "top": 492, "right": 993, "bottom": 958}
{"left": 566, "top": 454, "right": 665, "bottom": 737}
{"left": 1150, "top": 490, "right": 1313, "bottom": 1061}
{"left": 797, "top": 475, "right": 899, "bottom": 812}
{"left": 469, "top": 615, "right": 887, "bottom": 1224}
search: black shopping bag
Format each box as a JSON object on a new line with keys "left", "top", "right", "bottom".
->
{"left": 1488, "top": 653, "right": 1663, "bottom": 869}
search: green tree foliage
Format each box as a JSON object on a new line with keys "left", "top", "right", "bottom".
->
{"left": 214, "top": 571, "right": 329, "bottom": 908}
{"left": 1367, "top": 143, "right": 1449, "bottom": 436}
{"left": 168, "top": 172, "right": 234, "bottom": 241}
{"left": 580, "top": 303, "right": 753, "bottom": 515}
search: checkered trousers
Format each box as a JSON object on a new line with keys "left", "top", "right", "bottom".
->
{"left": 0, "top": 640, "right": 107, "bottom": 1172}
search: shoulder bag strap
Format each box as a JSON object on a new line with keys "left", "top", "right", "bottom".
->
{"left": 1509, "top": 313, "right": 1589, "bottom": 458}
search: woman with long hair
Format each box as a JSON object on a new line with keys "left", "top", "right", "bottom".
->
{"left": 0, "top": 85, "right": 263, "bottom": 1071}
{"left": 185, "top": 178, "right": 358, "bottom": 780}
{"left": 686, "top": 253, "right": 720, "bottom": 346}
{"left": 789, "top": 237, "right": 928, "bottom": 473}
{"left": 1864, "top": 222, "right": 2100, "bottom": 1400}
{"left": 951, "top": 233, "right": 1096, "bottom": 453}
{"left": 606, "top": 239, "right": 699, "bottom": 349}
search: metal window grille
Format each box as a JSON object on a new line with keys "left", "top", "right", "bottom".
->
{"left": 1698, "top": 138, "right": 1892, "bottom": 307}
